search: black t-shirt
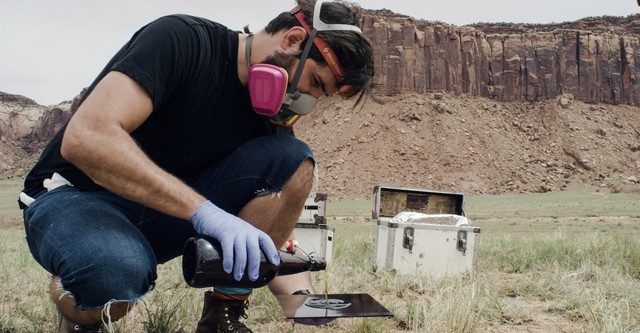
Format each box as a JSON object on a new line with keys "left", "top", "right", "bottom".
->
{"left": 23, "top": 14, "right": 280, "bottom": 197}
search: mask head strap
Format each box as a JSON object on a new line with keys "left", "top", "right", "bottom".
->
{"left": 284, "top": 26, "right": 318, "bottom": 98}
{"left": 245, "top": 34, "right": 254, "bottom": 70}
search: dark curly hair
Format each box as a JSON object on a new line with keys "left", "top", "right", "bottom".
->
{"left": 265, "top": 0, "right": 374, "bottom": 106}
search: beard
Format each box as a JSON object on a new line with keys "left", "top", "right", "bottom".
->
{"left": 261, "top": 51, "right": 297, "bottom": 72}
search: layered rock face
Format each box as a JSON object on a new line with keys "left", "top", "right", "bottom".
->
{"left": 0, "top": 92, "right": 47, "bottom": 141}
{"left": 0, "top": 92, "right": 78, "bottom": 143}
{"left": 0, "top": 92, "right": 71, "bottom": 175}
{"left": 363, "top": 11, "right": 640, "bottom": 105}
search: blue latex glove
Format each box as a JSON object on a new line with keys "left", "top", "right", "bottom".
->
{"left": 190, "top": 200, "right": 280, "bottom": 281}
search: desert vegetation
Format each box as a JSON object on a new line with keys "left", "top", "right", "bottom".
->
{"left": 1, "top": 179, "right": 639, "bottom": 332}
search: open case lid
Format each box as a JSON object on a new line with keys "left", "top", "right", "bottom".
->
{"left": 372, "top": 185, "right": 465, "bottom": 219}
{"left": 276, "top": 293, "right": 393, "bottom": 319}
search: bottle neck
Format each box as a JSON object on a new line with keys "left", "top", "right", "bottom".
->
{"left": 277, "top": 251, "right": 327, "bottom": 276}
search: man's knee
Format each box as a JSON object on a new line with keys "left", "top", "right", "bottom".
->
{"left": 285, "top": 158, "right": 314, "bottom": 194}
{"left": 59, "top": 246, "right": 156, "bottom": 309}
{"left": 51, "top": 276, "right": 133, "bottom": 324}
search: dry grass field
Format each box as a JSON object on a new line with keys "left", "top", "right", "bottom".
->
{"left": 1, "top": 179, "right": 640, "bottom": 332}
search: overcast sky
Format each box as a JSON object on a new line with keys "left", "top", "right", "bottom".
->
{"left": 1, "top": 0, "right": 638, "bottom": 105}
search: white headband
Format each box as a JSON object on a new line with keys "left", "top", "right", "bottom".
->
{"left": 313, "top": 0, "right": 363, "bottom": 33}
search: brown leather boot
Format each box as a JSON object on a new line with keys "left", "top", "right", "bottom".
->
{"left": 196, "top": 291, "right": 253, "bottom": 333}
{"left": 57, "top": 306, "right": 103, "bottom": 333}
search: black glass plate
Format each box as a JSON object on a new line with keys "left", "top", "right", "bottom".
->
{"left": 276, "top": 293, "right": 393, "bottom": 319}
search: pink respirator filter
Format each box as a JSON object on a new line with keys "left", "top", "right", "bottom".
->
{"left": 248, "top": 64, "right": 289, "bottom": 116}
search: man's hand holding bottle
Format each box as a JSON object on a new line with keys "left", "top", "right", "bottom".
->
{"left": 190, "top": 200, "right": 280, "bottom": 281}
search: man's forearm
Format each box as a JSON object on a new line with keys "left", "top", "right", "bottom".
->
{"left": 63, "top": 122, "right": 204, "bottom": 220}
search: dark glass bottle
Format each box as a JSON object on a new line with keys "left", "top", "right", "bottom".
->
{"left": 182, "top": 236, "right": 326, "bottom": 288}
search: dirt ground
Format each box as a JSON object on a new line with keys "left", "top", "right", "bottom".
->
{"left": 2, "top": 90, "right": 639, "bottom": 200}
{"left": 295, "top": 92, "right": 640, "bottom": 199}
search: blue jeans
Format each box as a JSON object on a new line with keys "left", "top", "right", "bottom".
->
{"left": 22, "top": 134, "right": 313, "bottom": 309}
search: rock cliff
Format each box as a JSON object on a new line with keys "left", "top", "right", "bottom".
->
{"left": 0, "top": 92, "right": 47, "bottom": 140}
{"left": 363, "top": 11, "right": 640, "bottom": 105}
{"left": 0, "top": 92, "right": 72, "bottom": 175}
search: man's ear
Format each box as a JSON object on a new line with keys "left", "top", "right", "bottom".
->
{"left": 280, "top": 26, "right": 308, "bottom": 53}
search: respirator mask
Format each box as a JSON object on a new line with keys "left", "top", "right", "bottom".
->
{"left": 246, "top": 0, "right": 362, "bottom": 127}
